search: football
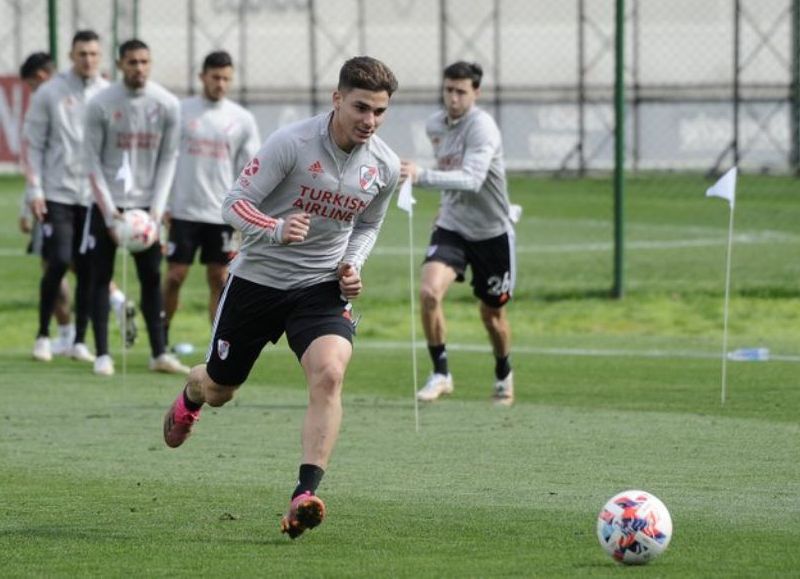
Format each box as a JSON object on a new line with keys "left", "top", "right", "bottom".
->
{"left": 114, "top": 209, "right": 159, "bottom": 253}
{"left": 596, "top": 489, "right": 673, "bottom": 565}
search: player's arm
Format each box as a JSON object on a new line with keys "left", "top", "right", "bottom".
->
{"left": 150, "top": 99, "right": 181, "bottom": 224}
{"left": 233, "top": 111, "right": 262, "bottom": 178}
{"left": 413, "top": 121, "right": 498, "bottom": 192}
{"left": 21, "top": 89, "right": 49, "bottom": 221}
{"left": 84, "top": 100, "right": 119, "bottom": 226}
{"left": 221, "top": 130, "right": 308, "bottom": 245}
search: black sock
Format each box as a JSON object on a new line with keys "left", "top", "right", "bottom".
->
{"left": 428, "top": 344, "right": 449, "bottom": 375}
{"left": 292, "top": 464, "right": 325, "bottom": 499}
{"left": 495, "top": 355, "right": 512, "bottom": 380}
{"left": 183, "top": 387, "right": 202, "bottom": 411}
{"left": 164, "top": 323, "right": 170, "bottom": 348}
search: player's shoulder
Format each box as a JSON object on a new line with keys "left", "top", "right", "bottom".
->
{"left": 222, "top": 98, "right": 257, "bottom": 123}
{"left": 425, "top": 109, "right": 448, "bottom": 131}
{"left": 366, "top": 133, "right": 400, "bottom": 170}
{"left": 145, "top": 81, "right": 180, "bottom": 108}
{"left": 88, "top": 81, "right": 122, "bottom": 107}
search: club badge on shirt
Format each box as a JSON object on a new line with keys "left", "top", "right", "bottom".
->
{"left": 359, "top": 165, "right": 379, "bottom": 191}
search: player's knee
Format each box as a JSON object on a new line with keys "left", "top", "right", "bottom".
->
{"left": 166, "top": 268, "right": 187, "bottom": 289}
{"left": 309, "top": 362, "right": 345, "bottom": 400}
{"left": 480, "top": 303, "right": 505, "bottom": 329}
{"left": 190, "top": 364, "right": 237, "bottom": 407}
{"left": 419, "top": 283, "right": 442, "bottom": 311}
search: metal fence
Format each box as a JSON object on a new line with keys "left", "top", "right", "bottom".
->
{"left": 1, "top": 0, "right": 798, "bottom": 173}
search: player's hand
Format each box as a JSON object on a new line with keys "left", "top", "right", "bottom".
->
{"left": 19, "top": 215, "right": 33, "bottom": 234}
{"left": 280, "top": 212, "right": 311, "bottom": 244}
{"left": 400, "top": 160, "right": 419, "bottom": 184}
{"left": 161, "top": 210, "right": 172, "bottom": 228}
{"left": 29, "top": 197, "right": 47, "bottom": 222}
{"left": 337, "top": 263, "right": 362, "bottom": 299}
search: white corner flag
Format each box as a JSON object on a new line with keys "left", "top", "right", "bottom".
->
{"left": 397, "top": 178, "right": 416, "bottom": 214}
{"left": 397, "top": 178, "right": 420, "bottom": 432}
{"left": 707, "top": 167, "right": 738, "bottom": 405}
{"left": 706, "top": 167, "right": 737, "bottom": 208}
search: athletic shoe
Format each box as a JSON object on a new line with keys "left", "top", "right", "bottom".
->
{"left": 122, "top": 300, "right": 137, "bottom": 348}
{"left": 280, "top": 492, "right": 326, "bottom": 539}
{"left": 492, "top": 371, "right": 514, "bottom": 407}
{"left": 52, "top": 336, "right": 70, "bottom": 356}
{"left": 70, "top": 342, "right": 96, "bottom": 363}
{"left": 416, "top": 373, "right": 454, "bottom": 401}
{"left": 149, "top": 353, "right": 191, "bottom": 375}
{"left": 163, "top": 391, "right": 201, "bottom": 448}
{"left": 32, "top": 337, "right": 52, "bottom": 362}
{"left": 93, "top": 354, "right": 115, "bottom": 376}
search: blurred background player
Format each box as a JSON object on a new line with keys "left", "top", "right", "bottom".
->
{"left": 84, "top": 38, "right": 187, "bottom": 376}
{"left": 162, "top": 56, "right": 400, "bottom": 539}
{"left": 162, "top": 50, "right": 260, "bottom": 349}
{"left": 17, "top": 52, "right": 74, "bottom": 357}
{"left": 22, "top": 32, "right": 108, "bottom": 364}
{"left": 400, "top": 61, "right": 516, "bottom": 406}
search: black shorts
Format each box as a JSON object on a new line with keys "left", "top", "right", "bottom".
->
{"left": 205, "top": 276, "right": 356, "bottom": 386}
{"left": 166, "top": 219, "right": 236, "bottom": 265}
{"left": 424, "top": 226, "right": 516, "bottom": 308}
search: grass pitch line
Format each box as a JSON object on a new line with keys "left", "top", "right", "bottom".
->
{"left": 359, "top": 340, "right": 800, "bottom": 363}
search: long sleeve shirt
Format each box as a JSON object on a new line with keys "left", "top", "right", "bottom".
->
{"left": 169, "top": 95, "right": 261, "bottom": 224}
{"left": 416, "top": 106, "right": 512, "bottom": 241}
{"left": 84, "top": 80, "right": 180, "bottom": 226}
{"left": 221, "top": 111, "right": 400, "bottom": 290}
{"left": 22, "top": 70, "right": 109, "bottom": 206}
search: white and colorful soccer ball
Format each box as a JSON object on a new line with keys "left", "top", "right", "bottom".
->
{"left": 596, "top": 489, "right": 672, "bottom": 565}
{"left": 114, "top": 209, "right": 158, "bottom": 253}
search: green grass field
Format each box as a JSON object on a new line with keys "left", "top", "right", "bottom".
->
{"left": 1, "top": 173, "right": 798, "bottom": 577}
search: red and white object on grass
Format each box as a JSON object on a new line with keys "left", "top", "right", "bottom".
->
{"left": 596, "top": 489, "right": 673, "bottom": 565}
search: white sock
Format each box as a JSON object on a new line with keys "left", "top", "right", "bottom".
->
{"left": 58, "top": 323, "right": 75, "bottom": 342}
{"left": 110, "top": 288, "right": 126, "bottom": 314}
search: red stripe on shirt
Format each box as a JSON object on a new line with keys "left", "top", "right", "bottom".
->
{"left": 232, "top": 200, "right": 276, "bottom": 230}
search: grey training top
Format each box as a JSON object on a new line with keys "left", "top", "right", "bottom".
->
{"left": 416, "top": 105, "right": 511, "bottom": 241}
{"left": 169, "top": 96, "right": 261, "bottom": 224}
{"left": 84, "top": 80, "right": 180, "bottom": 225}
{"left": 222, "top": 111, "right": 400, "bottom": 290}
{"left": 22, "top": 70, "right": 109, "bottom": 206}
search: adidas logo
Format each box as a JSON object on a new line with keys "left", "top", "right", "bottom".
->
{"left": 308, "top": 160, "right": 324, "bottom": 177}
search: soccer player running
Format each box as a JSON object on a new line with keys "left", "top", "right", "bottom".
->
{"left": 162, "top": 50, "right": 261, "bottom": 347}
{"left": 84, "top": 39, "right": 188, "bottom": 376}
{"left": 400, "top": 61, "right": 516, "bottom": 406}
{"left": 162, "top": 56, "right": 400, "bottom": 539}
{"left": 22, "top": 32, "right": 108, "bottom": 364}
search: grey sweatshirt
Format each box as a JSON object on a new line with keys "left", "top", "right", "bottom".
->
{"left": 222, "top": 111, "right": 400, "bottom": 290}
{"left": 22, "top": 69, "right": 109, "bottom": 206}
{"left": 169, "top": 96, "right": 261, "bottom": 224}
{"left": 416, "top": 106, "right": 511, "bottom": 241}
{"left": 84, "top": 80, "right": 180, "bottom": 225}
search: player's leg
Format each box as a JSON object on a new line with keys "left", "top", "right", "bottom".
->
{"left": 163, "top": 219, "right": 198, "bottom": 346}
{"left": 52, "top": 267, "right": 73, "bottom": 356}
{"left": 199, "top": 223, "right": 236, "bottom": 323}
{"left": 34, "top": 202, "right": 74, "bottom": 361}
{"left": 163, "top": 262, "right": 190, "bottom": 345}
{"left": 163, "top": 274, "right": 276, "bottom": 447}
{"left": 133, "top": 242, "right": 188, "bottom": 374}
{"left": 70, "top": 205, "right": 96, "bottom": 362}
{"left": 87, "top": 205, "right": 117, "bottom": 375}
{"left": 469, "top": 230, "right": 516, "bottom": 405}
{"left": 417, "top": 228, "right": 464, "bottom": 401}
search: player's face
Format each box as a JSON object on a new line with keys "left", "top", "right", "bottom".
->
{"left": 70, "top": 40, "right": 101, "bottom": 79}
{"left": 200, "top": 66, "right": 233, "bottom": 102}
{"left": 442, "top": 77, "right": 479, "bottom": 120}
{"left": 330, "top": 88, "right": 390, "bottom": 152}
{"left": 118, "top": 48, "right": 151, "bottom": 89}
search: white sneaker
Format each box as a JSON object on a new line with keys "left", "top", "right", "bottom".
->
{"left": 492, "top": 371, "right": 514, "bottom": 407}
{"left": 71, "top": 343, "right": 96, "bottom": 363}
{"left": 416, "top": 373, "right": 454, "bottom": 402}
{"left": 149, "top": 353, "right": 191, "bottom": 375}
{"left": 33, "top": 337, "right": 52, "bottom": 362}
{"left": 93, "top": 354, "right": 115, "bottom": 376}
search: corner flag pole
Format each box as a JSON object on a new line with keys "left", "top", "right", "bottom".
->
{"left": 719, "top": 205, "right": 735, "bottom": 404}
{"left": 705, "top": 167, "right": 737, "bottom": 405}
{"left": 116, "top": 152, "right": 133, "bottom": 383}
{"left": 397, "top": 179, "right": 420, "bottom": 432}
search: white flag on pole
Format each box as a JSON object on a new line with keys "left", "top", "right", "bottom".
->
{"left": 397, "top": 178, "right": 416, "bottom": 214}
{"left": 115, "top": 151, "right": 133, "bottom": 194}
{"left": 705, "top": 167, "right": 737, "bottom": 208}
